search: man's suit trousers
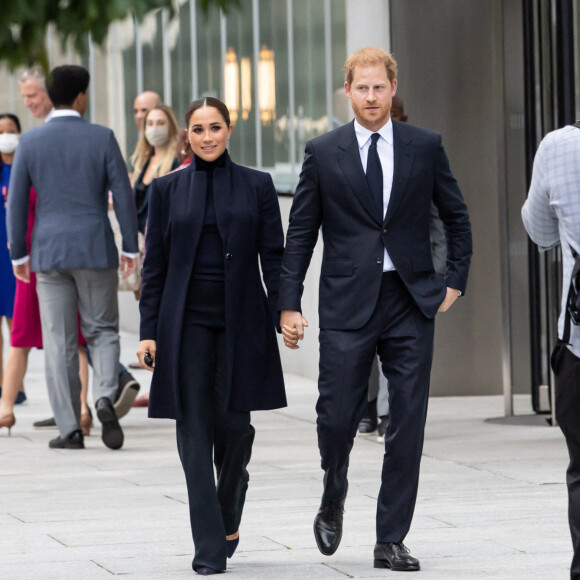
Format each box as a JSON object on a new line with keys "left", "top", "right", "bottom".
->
{"left": 36, "top": 268, "right": 120, "bottom": 437}
{"left": 317, "top": 271, "right": 435, "bottom": 543}
{"left": 555, "top": 345, "right": 580, "bottom": 580}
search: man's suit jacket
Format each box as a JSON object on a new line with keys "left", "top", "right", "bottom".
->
{"left": 279, "top": 120, "right": 472, "bottom": 329}
{"left": 139, "top": 154, "right": 287, "bottom": 419}
{"left": 7, "top": 116, "right": 138, "bottom": 271}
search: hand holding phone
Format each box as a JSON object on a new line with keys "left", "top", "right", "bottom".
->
{"left": 137, "top": 339, "right": 156, "bottom": 372}
{"left": 144, "top": 352, "right": 154, "bottom": 368}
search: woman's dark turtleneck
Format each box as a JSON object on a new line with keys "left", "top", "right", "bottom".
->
{"left": 193, "top": 151, "right": 227, "bottom": 173}
{"left": 190, "top": 151, "right": 228, "bottom": 284}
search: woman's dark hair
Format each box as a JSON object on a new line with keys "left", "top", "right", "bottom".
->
{"left": 0, "top": 113, "right": 21, "bottom": 133}
{"left": 47, "top": 65, "right": 90, "bottom": 107}
{"left": 184, "top": 97, "right": 230, "bottom": 127}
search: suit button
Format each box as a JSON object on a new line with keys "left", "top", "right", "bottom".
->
{"left": 376, "top": 259, "right": 383, "bottom": 264}
{"left": 225, "top": 253, "right": 233, "bottom": 261}
{"left": 383, "top": 228, "right": 388, "bottom": 233}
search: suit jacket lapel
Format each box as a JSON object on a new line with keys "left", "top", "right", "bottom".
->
{"left": 183, "top": 162, "right": 207, "bottom": 261}
{"left": 210, "top": 155, "right": 233, "bottom": 248}
{"left": 337, "top": 122, "right": 382, "bottom": 225}
{"left": 384, "top": 121, "right": 415, "bottom": 225}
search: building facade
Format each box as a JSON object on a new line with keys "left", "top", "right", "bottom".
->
{"left": 1, "top": 0, "right": 578, "bottom": 412}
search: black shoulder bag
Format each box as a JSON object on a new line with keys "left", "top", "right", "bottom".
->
{"left": 551, "top": 245, "right": 580, "bottom": 374}
{"left": 552, "top": 123, "right": 580, "bottom": 373}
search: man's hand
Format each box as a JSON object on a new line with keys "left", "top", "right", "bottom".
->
{"left": 13, "top": 262, "right": 30, "bottom": 284}
{"left": 281, "top": 310, "right": 309, "bottom": 349}
{"left": 136, "top": 339, "right": 156, "bottom": 372}
{"left": 438, "top": 287, "right": 461, "bottom": 312}
{"left": 120, "top": 255, "right": 137, "bottom": 279}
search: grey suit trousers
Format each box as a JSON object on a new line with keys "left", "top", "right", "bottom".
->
{"left": 36, "top": 268, "right": 120, "bottom": 437}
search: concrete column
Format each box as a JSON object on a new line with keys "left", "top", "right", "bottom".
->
{"left": 346, "top": 0, "right": 391, "bottom": 54}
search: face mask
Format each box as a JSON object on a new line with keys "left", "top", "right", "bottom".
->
{"left": 145, "top": 126, "right": 169, "bottom": 147}
{"left": 0, "top": 133, "right": 19, "bottom": 154}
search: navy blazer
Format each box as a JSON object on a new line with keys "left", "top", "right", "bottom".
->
{"left": 279, "top": 120, "right": 472, "bottom": 329}
{"left": 140, "top": 153, "right": 287, "bottom": 419}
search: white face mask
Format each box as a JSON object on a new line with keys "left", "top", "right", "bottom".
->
{"left": 145, "top": 126, "right": 169, "bottom": 147}
{"left": 0, "top": 133, "right": 19, "bottom": 154}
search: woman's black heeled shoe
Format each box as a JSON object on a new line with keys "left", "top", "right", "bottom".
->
{"left": 226, "top": 536, "right": 239, "bottom": 558}
{"left": 193, "top": 566, "right": 221, "bottom": 575}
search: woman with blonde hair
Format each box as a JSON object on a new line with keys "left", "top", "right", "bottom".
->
{"left": 131, "top": 103, "right": 179, "bottom": 234}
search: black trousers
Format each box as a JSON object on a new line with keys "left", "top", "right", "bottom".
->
{"left": 317, "top": 272, "right": 434, "bottom": 543}
{"left": 176, "top": 281, "right": 255, "bottom": 572}
{"left": 555, "top": 345, "right": 580, "bottom": 580}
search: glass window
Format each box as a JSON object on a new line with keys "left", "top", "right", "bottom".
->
{"left": 225, "top": 0, "right": 257, "bottom": 167}
{"left": 170, "top": 0, "right": 194, "bottom": 124}
{"left": 142, "top": 10, "right": 165, "bottom": 98}
{"left": 195, "top": 0, "right": 222, "bottom": 100}
{"left": 121, "top": 21, "right": 140, "bottom": 165}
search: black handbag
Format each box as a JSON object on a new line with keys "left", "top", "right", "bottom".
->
{"left": 551, "top": 244, "right": 580, "bottom": 374}
{"left": 567, "top": 246, "right": 580, "bottom": 326}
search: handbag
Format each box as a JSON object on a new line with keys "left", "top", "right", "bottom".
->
{"left": 551, "top": 244, "right": 580, "bottom": 374}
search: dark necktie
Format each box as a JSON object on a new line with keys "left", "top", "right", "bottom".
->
{"left": 366, "top": 133, "right": 383, "bottom": 218}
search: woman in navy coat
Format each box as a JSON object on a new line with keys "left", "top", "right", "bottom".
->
{"left": 137, "top": 97, "right": 286, "bottom": 576}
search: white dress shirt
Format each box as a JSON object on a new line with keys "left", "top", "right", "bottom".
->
{"left": 44, "top": 108, "right": 55, "bottom": 123}
{"left": 354, "top": 118, "right": 395, "bottom": 272}
{"left": 49, "top": 109, "right": 80, "bottom": 120}
{"left": 522, "top": 124, "right": 580, "bottom": 357}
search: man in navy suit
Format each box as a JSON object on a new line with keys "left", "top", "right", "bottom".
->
{"left": 279, "top": 48, "right": 472, "bottom": 571}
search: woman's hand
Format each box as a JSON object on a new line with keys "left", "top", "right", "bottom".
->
{"left": 137, "top": 339, "right": 157, "bottom": 372}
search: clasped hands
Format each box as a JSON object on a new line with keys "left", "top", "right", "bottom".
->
{"left": 281, "top": 310, "right": 309, "bottom": 349}
{"left": 280, "top": 287, "right": 460, "bottom": 349}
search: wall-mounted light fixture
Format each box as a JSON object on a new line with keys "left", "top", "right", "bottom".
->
{"left": 224, "top": 47, "right": 239, "bottom": 124}
{"left": 258, "top": 45, "right": 276, "bottom": 125}
{"left": 241, "top": 57, "right": 252, "bottom": 121}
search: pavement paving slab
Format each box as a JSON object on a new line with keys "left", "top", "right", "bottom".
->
{"left": 0, "top": 331, "right": 573, "bottom": 579}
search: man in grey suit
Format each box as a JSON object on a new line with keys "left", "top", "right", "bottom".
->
{"left": 7, "top": 65, "right": 139, "bottom": 450}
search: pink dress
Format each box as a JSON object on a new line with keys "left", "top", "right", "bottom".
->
{"left": 10, "top": 189, "right": 86, "bottom": 348}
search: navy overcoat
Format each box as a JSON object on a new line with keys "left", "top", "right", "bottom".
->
{"left": 139, "top": 153, "right": 287, "bottom": 419}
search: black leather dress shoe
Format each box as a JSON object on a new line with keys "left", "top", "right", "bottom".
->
{"left": 314, "top": 500, "right": 344, "bottom": 555}
{"left": 377, "top": 415, "right": 389, "bottom": 438}
{"left": 96, "top": 397, "right": 124, "bottom": 450}
{"left": 114, "top": 372, "right": 140, "bottom": 419}
{"left": 377, "top": 415, "right": 390, "bottom": 441}
{"left": 358, "top": 399, "right": 378, "bottom": 433}
{"left": 49, "top": 429, "right": 84, "bottom": 449}
{"left": 193, "top": 566, "right": 223, "bottom": 575}
{"left": 374, "top": 542, "right": 420, "bottom": 571}
{"left": 34, "top": 417, "right": 57, "bottom": 429}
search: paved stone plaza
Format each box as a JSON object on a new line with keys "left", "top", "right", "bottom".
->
{"left": 0, "top": 331, "right": 573, "bottom": 579}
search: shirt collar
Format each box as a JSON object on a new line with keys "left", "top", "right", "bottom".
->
{"left": 49, "top": 109, "right": 81, "bottom": 120}
{"left": 44, "top": 108, "right": 55, "bottom": 123}
{"left": 354, "top": 117, "right": 393, "bottom": 148}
